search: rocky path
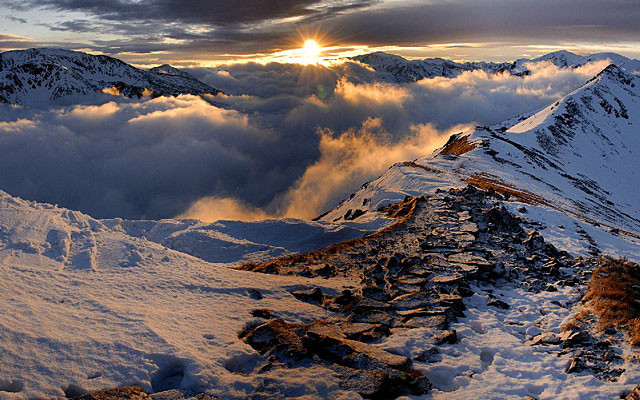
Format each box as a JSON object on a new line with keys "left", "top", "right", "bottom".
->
{"left": 235, "top": 186, "right": 637, "bottom": 398}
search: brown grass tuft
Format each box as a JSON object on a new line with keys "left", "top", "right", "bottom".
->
{"left": 439, "top": 134, "right": 475, "bottom": 156}
{"left": 584, "top": 257, "right": 640, "bottom": 346}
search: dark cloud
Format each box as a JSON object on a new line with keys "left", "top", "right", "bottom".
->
{"left": 318, "top": 0, "right": 640, "bottom": 47}
{"left": 6, "top": 15, "right": 27, "bottom": 24}
{"left": 3, "top": 0, "right": 640, "bottom": 59}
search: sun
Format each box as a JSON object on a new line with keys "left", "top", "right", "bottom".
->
{"left": 300, "top": 39, "right": 322, "bottom": 65}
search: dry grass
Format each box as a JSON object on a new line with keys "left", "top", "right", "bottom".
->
{"left": 584, "top": 257, "right": 640, "bottom": 346}
{"left": 238, "top": 196, "right": 425, "bottom": 273}
{"left": 439, "top": 135, "right": 475, "bottom": 156}
{"left": 465, "top": 173, "right": 552, "bottom": 207}
{"left": 466, "top": 173, "right": 640, "bottom": 242}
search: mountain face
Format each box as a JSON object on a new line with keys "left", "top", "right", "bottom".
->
{"left": 354, "top": 50, "right": 639, "bottom": 83}
{"left": 323, "top": 64, "right": 640, "bottom": 260}
{"left": 0, "top": 48, "right": 221, "bottom": 105}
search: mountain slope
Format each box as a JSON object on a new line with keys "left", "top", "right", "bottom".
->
{"left": 0, "top": 188, "right": 368, "bottom": 398}
{"left": 323, "top": 64, "right": 640, "bottom": 260}
{"left": 354, "top": 50, "right": 639, "bottom": 83}
{"left": 0, "top": 48, "right": 221, "bottom": 105}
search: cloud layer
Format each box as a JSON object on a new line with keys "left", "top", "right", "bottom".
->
{"left": 0, "top": 59, "right": 611, "bottom": 221}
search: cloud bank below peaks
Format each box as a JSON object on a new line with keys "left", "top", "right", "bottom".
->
{"left": 0, "top": 59, "right": 614, "bottom": 221}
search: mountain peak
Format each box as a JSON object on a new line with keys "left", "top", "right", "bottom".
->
{"left": 149, "top": 64, "right": 193, "bottom": 79}
{"left": 0, "top": 48, "right": 220, "bottom": 105}
{"left": 589, "top": 63, "right": 636, "bottom": 87}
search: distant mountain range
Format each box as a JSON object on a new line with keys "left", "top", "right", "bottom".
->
{"left": 353, "top": 50, "right": 640, "bottom": 83}
{"left": 0, "top": 48, "right": 221, "bottom": 105}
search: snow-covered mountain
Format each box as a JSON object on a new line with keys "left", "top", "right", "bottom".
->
{"left": 3, "top": 50, "right": 640, "bottom": 399}
{"left": 354, "top": 50, "right": 639, "bottom": 83}
{"left": 323, "top": 64, "right": 640, "bottom": 260}
{"left": 0, "top": 48, "right": 221, "bottom": 105}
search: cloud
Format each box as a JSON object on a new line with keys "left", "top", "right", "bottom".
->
{"left": 0, "top": 59, "right": 615, "bottom": 222}
{"left": 4, "top": 0, "right": 640, "bottom": 62}
{"left": 277, "top": 119, "right": 470, "bottom": 219}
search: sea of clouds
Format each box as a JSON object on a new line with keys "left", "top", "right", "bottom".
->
{"left": 0, "top": 59, "right": 611, "bottom": 221}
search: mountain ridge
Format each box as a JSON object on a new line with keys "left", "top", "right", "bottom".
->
{"left": 353, "top": 50, "right": 639, "bottom": 83}
{"left": 322, "top": 63, "right": 640, "bottom": 260}
{"left": 0, "top": 48, "right": 221, "bottom": 105}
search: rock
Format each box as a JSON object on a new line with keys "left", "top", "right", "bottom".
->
{"left": 304, "top": 321, "right": 412, "bottom": 372}
{"left": 565, "top": 357, "right": 587, "bottom": 374}
{"left": 291, "top": 287, "right": 324, "bottom": 304}
{"left": 251, "top": 309, "right": 275, "bottom": 319}
{"left": 399, "top": 306, "right": 455, "bottom": 323}
{"left": 247, "top": 289, "right": 263, "bottom": 300}
{"left": 311, "top": 263, "right": 334, "bottom": 278}
{"left": 530, "top": 332, "right": 561, "bottom": 345}
{"left": 431, "top": 273, "right": 464, "bottom": 286}
{"left": 487, "top": 297, "right": 510, "bottom": 309}
{"left": 438, "top": 293, "right": 466, "bottom": 317}
{"left": 190, "top": 395, "right": 217, "bottom": 400}
{"left": 71, "top": 386, "right": 152, "bottom": 400}
{"left": 484, "top": 206, "right": 523, "bottom": 233}
{"left": 339, "top": 322, "right": 389, "bottom": 342}
{"left": 433, "top": 330, "right": 458, "bottom": 345}
{"left": 560, "top": 330, "right": 588, "bottom": 347}
{"left": 243, "top": 319, "right": 305, "bottom": 356}
{"left": 151, "top": 390, "right": 185, "bottom": 400}
{"left": 340, "top": 368, "right": 389, "bottom": 398}
{"left": 414, "top": 346, "right": 440, "bottom": 363}
{"left": 361, "top": 285, "right": 391, "bottom": 301}
{"left": 404, "top": 315, "right": 449, "bottom": 330}
{"left": 390, "top": 292, "right": 435, "bottom": 310}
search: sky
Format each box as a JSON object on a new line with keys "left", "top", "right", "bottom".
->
{"left": 1, "top": 0, "right": 640, "bottom": 66}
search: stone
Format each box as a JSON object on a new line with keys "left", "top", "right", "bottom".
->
{"left": 390, "top": 292, "right": 435, "bottom": 310}
{"left": 247, "top": 289, "right": 263, "bottom": 300}
{"left": 251, "top": 309, "right": 275, "bottom": 319}
{"left": 414, "top": 346, "right": 441, "bottom": 363}
{"left": 151, "top": 390, "right": 185, "bottom": 400}
{"left": 565, "top": 357, "right": 587, "bottom": 374}
{"left": 487, "top": 297, "right": 510, "bottom": 310}
{"left": 530, "top": 332, "right": 561, "bottom": 345}
{"left": 560, "top": 330, "right": 588, "bottom": 347}
{"left": 291, "top": 287, "right": 324, "bottom": 304}
{"left": 433, "top": 330, "right": 458, "bottom": 345}
{"left": 71, "top": 386, "right": 152, "bottom": 400}
{"left": 361, "top": 285, "right": 391, "bottom": 301}
{"left": 311, "top": 263, "right": 334, "bottom": 278}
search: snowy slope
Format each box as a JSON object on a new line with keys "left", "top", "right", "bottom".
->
{"left": 0, "top": 48, "right": 221, "bottom": 105}
{"left": 354, "top": 50, "right": 640, "bottom": 83}
{"left": 0, "top": 189, "right": 367, "bottom": 399}
{"left": 322, "top": 64, "right": 640, "bottom": 261}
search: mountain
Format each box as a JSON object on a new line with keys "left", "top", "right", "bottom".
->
{"left": 0, "top": 48, "right": 221, "bottom": 105}
{"left": 352, "top": 51, "right": 521, "bottom": 83}
{"left": 322, "top": 64, "right": 640, "bottom": 260}
{"left": 354, "top": 50, "right": 640, "bottom": 83}
{"left": 3, "top": 54, "right": 640, "bottom": 399}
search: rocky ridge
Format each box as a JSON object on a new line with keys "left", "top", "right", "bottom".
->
{"left": 234, "top": 186, "right": 636, "bottom": 398}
